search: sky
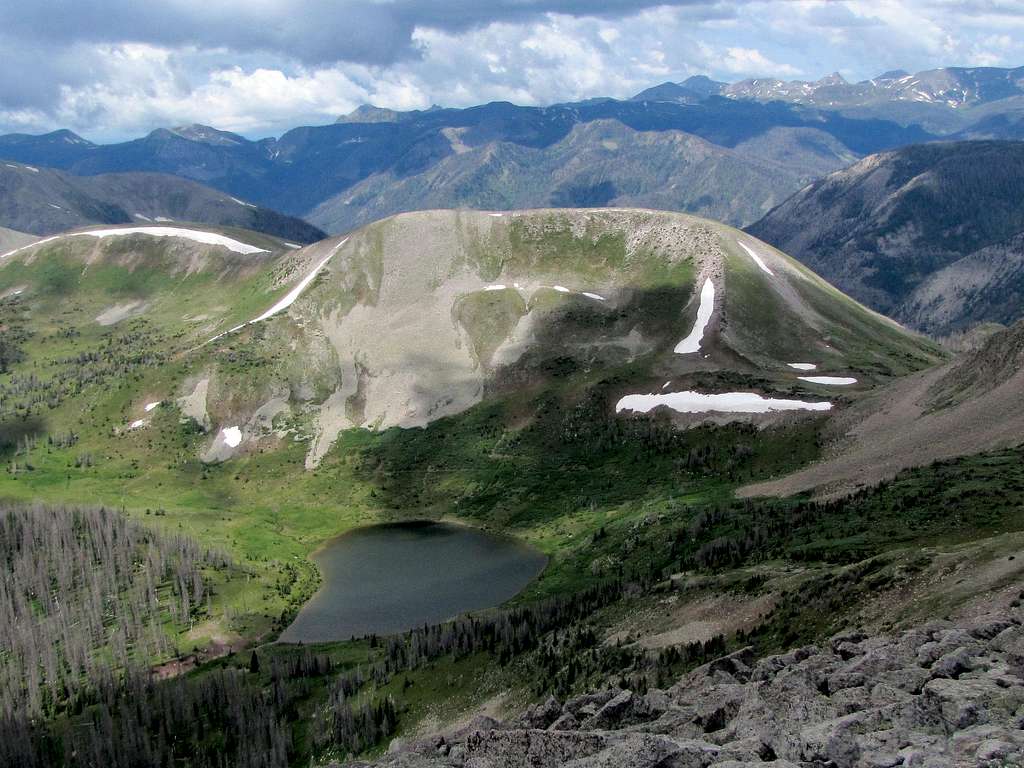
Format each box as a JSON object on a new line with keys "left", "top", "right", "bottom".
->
{"left": 1, "top": 0, "right": 1022, "bottom": 141}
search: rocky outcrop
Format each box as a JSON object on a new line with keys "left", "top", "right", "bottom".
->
{"left": 358, "top": 612, "right": 1024, "bottom": 767}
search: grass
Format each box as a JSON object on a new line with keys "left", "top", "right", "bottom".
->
{"left": 0, "top": 211, "right": 944, "bottom": 657}
{"left": 0, "top": 211, "right": 986, "bottom": 764}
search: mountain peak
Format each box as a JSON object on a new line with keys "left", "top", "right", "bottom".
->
{"left": 816, "top": 72, "right": 847, "bottom": 87}
{"left": 680, "top": 75, "right": 727, "bottom": 96}
{"left": 167, "top": 124, "right": 247, "bottom": 146}
{"left": 336, "top": 104, "right": 403, "bottom": 124}
{"left": 630, "top": 81, "right": 701, "bottom": 103}
{"left": 44, "top": 129, "right": 93, "bottom": 146}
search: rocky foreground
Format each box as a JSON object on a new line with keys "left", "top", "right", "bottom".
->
{"left": 356, "top": 611, "right": 1024, "bottom": 767}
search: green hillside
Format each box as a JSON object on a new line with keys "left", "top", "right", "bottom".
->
{"left": 0, "top": 211, "right": 963, "bottom": 765}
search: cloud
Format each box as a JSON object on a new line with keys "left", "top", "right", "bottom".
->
{"left": 720, "top": 47, "right": 803, "bottom": 77}
{"left": 0, "top": 1, "right": 734, "bottom": 68}
{"left": 0, "top": 1, "right": 1022, "bottom": 140}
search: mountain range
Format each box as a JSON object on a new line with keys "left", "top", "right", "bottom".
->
{"left": 1, "top": 65, "right": 1023, "bottom": 336}
{"left": 747, "top": 140, "right": 1024, "bottom": 335}
{"left": 0, "top": 76, "right": 949, "bottom": 231}
{"left": 0, "top": 159, "right": 324, "bottom": 241}
{"left": 641, "top": 66, "right": 1024, "bottom": 132}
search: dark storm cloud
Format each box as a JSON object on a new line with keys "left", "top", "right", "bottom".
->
{"left": 0, "top": 0, "right": 735, "bottom": 67}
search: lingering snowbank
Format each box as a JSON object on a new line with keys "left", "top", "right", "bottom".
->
{"left": 144, "top": 401, "right": 161, "bottom": 412}
{"left": 582, "top": 292, "right": 606, "bottom": 301}
{"left": 739, "top": 242, "right": 774, "bottom": 276}
{"left": 553, "top": 285, "right": 570, "bottom": 293}
{"left": 485, "top": 284, "right": 507, "bottom": 291}
{"left": 222, "top": 426, "right": 242, "bottom": 448}
{"left": 76, "top": 226, "right": 267, "bottom": 254}
{"left": 675, "top": 278, "right": 715, "bottom": 354}
{"left": 1, "top": 236, "right": 58, "bottom": 260}
{"left": 249, "top": 239, "right": 346, "bottom": 324}
{"left": 616, "top": 390, "right": 832, "bottom": 415}
{"left": 788, "top": 363, "right": 817, "bottom": 371}
{"left": 2, "top": 226, "right": 267, "bottom": 259}
{"left": 799, "top": 376, "right": 857, "bottom": 386}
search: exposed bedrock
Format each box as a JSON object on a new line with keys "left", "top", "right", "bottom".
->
{"left": 352, "top": 611, "right": 1024, "bottom": 768}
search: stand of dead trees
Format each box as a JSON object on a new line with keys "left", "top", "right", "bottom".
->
{"left": 0, "top": 502, "right": 231, "bottom": 721}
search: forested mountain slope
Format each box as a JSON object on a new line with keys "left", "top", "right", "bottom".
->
{"left": 747, "top": 140, "right": 1024, "bottom": 334}
{"left": 0, "top": 160, "right": 325, "bottom": 242}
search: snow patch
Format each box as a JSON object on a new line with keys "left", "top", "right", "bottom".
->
{"left": 788, "top": 363, "right": 817, "bottom": 371}
{"left": 154, "top": 216, "right": 173, "bottom": 222}
{"left": 616, "top": 390, "right": 832, "bottom": 415}
{"left": 25, "top": 166, "right": 38, "bottom": 173}
{"left": 144, "top": 401, "right": 161, "bottom": 412}
{"left": 76, "top": 226, "right": 267, "bottom": 254}
{"left": 674, "top": 278, "right": 715, "bottom": 354}
{"left": 552, "top": 285, "right": 571, "bottom": 293}
{"left": 284, "top": 242, "right": 301, "bottom": 249}
{"left": 488, "top": 213, "right": 504, "bottom": 217}
{"left": 222, "top": 426, "right": 242, "bottom": 448}
{"left": 248, "top": 238, "right": 345, "bottom": 325}
{"left": 738, "top": 242, "right": 774, "bottom": 276}
{"left": 582, "top": 292, "right": 606, "bottom": 301}
{"left": 799, "top": 376, "right": 857, "bottom": 386}
{"left": 1, "top": 235, "right": 59, "bottom": 260}
{"left": 229, "top": 196, "right": 256, "bottom": 208}
{"left": 484, "top": 284, "right": 507, "bottom": 291}
{"left": 128, "top": 419, "right": 147, "bottom": 430}
{"left": 133, "top": 213, "right": 152, "bottom": 221}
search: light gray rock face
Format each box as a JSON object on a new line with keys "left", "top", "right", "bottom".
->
{"left": 353, "top": 611, "right": 1024, "bottom": 768}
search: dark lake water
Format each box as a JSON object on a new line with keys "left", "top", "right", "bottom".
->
{"left": 278, "top": 521, "right": 548, "bottom": 643}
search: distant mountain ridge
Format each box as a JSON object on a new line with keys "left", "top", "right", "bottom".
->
{"left": 0, "top": 64, "right": 1020, "bottom": 236}
{"left": 640, "top": 66, "right": 1024, "bottom": 110}
{"left": 0, "top": 95, "right": 935, "bottom": 232}
{"left": 746, "top": 140, "right": 1024, "bottom": 335}
{"left": 0, "top": 161, "right": 325, "bottom": 241}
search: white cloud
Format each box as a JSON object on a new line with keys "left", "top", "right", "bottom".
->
{"left": 1, "top": 1, "right": 1023, "bottom": 140}
{"left": 720, "top": 47, "right": 803, "bottom": 77}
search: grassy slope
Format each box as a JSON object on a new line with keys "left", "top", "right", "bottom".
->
{"left": 0, "top": 212, "right": 962, "bottom": 761}
{"left": 138, "top": 442, "right": 1024, "bottom": 766}
{"left": 0, "top": 214, "right": 944, "bottom": 642}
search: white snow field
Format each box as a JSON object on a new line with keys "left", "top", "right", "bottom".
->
{"left": 2, "top": 226, "right": 268, "bottom": 259}
{"left": 788, "top": 363, "right": 818, "bottom": 371}
{"left": 222, "top": 426, "right": 242, "bottom": 448}
{"left": 1, "top": 236, "right": 59, "bottom": 260}
{"left": 144, "top": 401, "right": 161, "bottom": 412}
{"left": 616, "top": 390, "right": 833, "bottom": 415}
{"left": 738, "top": 242, "right": 774, "bottom": 276}
{"left": 249, "top": 239, "right": 347, "bottom": 324}
{"left": 674, "top": 278, "right": 715, "bottom": 354}
{"left": 76, "top": 227, "right": 267, "bottom": 254}
{"left": 799, "top": 376, "right": 858, "bottom": 386}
